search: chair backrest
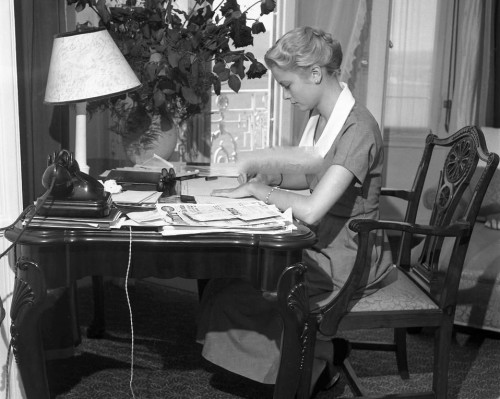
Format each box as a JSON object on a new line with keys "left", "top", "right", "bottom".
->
{"left": 398, "top": 126, "right": 499, "bottom": 303}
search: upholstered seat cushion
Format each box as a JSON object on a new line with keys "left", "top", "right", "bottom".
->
{"left": 348, "top": 268, "right": 438, "bottom": 313}
{"left": 313, "top": 268, "right": 438, "bottom": 314}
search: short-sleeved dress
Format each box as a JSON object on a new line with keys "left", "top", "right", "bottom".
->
{"left": 196, "top": 103, "right": 394, "bottom": 384}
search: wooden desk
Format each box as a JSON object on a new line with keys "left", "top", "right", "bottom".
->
{"left": 5, "top": 223, "right": 315, "bottom": 399}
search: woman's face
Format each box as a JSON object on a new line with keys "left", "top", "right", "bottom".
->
{"left": 270, "top": 66, "right": 318, "bottom": 111}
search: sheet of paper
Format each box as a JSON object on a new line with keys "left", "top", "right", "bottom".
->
{"left": 115, "top": 161, "right": 200, "bottom": 178}
{"left": 112, "top": 190, "right": 162, "bottom": 204}
{"left": 161, "top": 225, "right": 294, "bottom": 236}
{"left": 190, "top": 163, "right": 240, "bottom": 177}
{"left": 190, "top": 195, "right": 255, "bottom": 204}
{"left": 181, "top": 177, "right": 239, "bottom": 196}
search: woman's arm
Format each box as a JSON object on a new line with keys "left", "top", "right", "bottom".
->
{"left": 212, "top": 164, "right": 354, "bottom": 225}
{"left": 239, "top": 172, "right": 310, "bottom": 190}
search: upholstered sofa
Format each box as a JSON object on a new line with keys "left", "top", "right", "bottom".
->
{"left": 451, "top": 221, "right": 500, "bottom": 332}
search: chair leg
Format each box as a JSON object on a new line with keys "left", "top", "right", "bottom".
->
{"left": 341, "top": 358, "right": 367, "bottom": 397}
{"left": 349, "top": 328, "right": 410, "bottom": 381}
{"left": 335, "top": 338, "right": 368, "bottom": 397}
{"left": 433, "top": 320, "right": 453, "bottom": 398}
{"left": 394, "top": 328, "right": 410, "bottom": 379}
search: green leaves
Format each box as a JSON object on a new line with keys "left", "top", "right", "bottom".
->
{"left": 69, "top": 0, "right": 273, "bottom": 130}
{"left": 230, "top": 59, "right": 245, "bottom": 79}
{"left": 228, "top": 74, "right": 241, "bottom": 93}
{"left": 213, "top": 61, "right": 226, "bottom": 74}
{"left": 181, "top": 87, "right": 202, "bottom": 104}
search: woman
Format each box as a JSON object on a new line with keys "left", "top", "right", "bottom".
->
{"left": 197, "top": 26, "right": 393, "bottom": 393}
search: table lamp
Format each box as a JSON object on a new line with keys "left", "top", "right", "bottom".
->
{"left": 44, "top": 27, "right": 141, "bottom": 174}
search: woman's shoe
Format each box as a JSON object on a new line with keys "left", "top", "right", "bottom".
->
{"left": 315, "top": 361, "right": 340, "bottom": 391}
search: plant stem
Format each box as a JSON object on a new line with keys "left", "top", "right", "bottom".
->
{"left": 242, "top": 0, "right": 262, "bottom": 14}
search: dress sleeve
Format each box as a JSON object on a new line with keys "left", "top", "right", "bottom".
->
{"left": 330, "top": 123, "right": 379, "bottom": 184}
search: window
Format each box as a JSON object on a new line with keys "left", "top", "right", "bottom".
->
{"left": 210, "top": 0, "right": 274, "bottom": 163}
{"left": 383, "top": 0, "right": 457, "bottom": 138}
{"left": 384, "top": 0, "right": 440, "bottom": 130}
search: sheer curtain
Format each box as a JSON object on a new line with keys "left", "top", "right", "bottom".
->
{"left": 449, "top": 0, "right": 498, "bottom": 133}
{"left": 383, "top": 0, "right": 439, "bottom": 130}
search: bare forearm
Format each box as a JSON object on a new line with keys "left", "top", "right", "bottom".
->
{"left": 280, "top": 173, "right": 309, "bottom": 190}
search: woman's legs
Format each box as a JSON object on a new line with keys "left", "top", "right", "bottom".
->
{"left": 311, "top": 338, "right": 339, "bottom": 395}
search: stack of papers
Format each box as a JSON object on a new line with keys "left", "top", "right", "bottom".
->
{"left": 112, "top": 190, "right": 162, "bottom": 208}
{"left": 156, "top": 201, "right": 295, "bottom": 235}
{"left": 25, "top": 208, "right": 122, "bottom": 230}
{"left": 115, "top": 200, "right": 294, "bottom": 235}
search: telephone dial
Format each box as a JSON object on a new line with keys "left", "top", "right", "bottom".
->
{"left": 37, "top": 149, "right": 111, "bottom": 217}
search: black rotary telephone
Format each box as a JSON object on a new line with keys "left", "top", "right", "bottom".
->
{"left": 37, "top": 149, "right": 111, "bottom": 217}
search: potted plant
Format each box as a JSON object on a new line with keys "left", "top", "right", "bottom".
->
{"left": 68, "top": 0, "right": 275, "bottom": 163}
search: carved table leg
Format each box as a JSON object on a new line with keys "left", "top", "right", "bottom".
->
{"left": 274, "top": 262, "right": 315, "bottom": 399}
{"left": 10, "top": 257, "right": 50, "bottom": 399}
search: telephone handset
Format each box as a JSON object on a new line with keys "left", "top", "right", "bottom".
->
{"left": 37, "top": 149, "right": 111, "bottom": 217}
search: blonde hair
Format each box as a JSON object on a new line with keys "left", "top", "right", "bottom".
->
{"left": 264, "top": 26, "right": 342, "bottom": 76}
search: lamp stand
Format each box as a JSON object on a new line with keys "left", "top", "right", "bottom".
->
{"left": 75, "top": 101, "right": 89, "bottom": 174}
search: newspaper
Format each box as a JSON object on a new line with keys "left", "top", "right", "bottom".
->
{"left": 154, "top": 200, "right": 295, "bottom": 234}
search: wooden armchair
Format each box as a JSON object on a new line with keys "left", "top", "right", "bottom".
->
{"left": 275, "top": 126, "right": 499, "bottom": 398}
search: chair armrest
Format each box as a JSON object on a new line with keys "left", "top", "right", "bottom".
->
{"left": 348, "top": 218, "right": 471, "bottom": 238}
{"left": 381, "top": 187, "right": 414, "bottom": 201}
{"left": 315, "top": 219, "right": 472, "bottom": 337}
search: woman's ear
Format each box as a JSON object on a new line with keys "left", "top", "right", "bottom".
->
{"left": 311, "top": 65, "right": 322, "bottom": 84}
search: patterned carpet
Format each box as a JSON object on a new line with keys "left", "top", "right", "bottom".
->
{"left": 47, "top": 281, "right": 500, "bottom": 399}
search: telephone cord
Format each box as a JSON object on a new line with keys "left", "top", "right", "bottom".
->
{"left": 4, "top": 342, "right": 12, "bottom": 399}
{"left": 125, "top": 226, "right": 137, "bottom": 399}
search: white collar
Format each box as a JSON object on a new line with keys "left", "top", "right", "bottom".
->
{"left": 299, "top": 82, "right": 355, "bottom": 157}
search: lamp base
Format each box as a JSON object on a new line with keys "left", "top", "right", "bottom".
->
{"left": 37, "top": 193, "right": 112, "bottom": 218}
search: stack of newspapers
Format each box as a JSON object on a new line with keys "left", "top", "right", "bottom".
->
{"left": 155, "top": 200, "right": 295, "bottom": 235}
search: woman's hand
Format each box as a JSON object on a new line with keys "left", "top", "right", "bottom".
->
{"left": 211, "top": 183, "right": 254, "bottom": 199}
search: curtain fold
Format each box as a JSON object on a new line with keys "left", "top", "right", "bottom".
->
{"left": 14, "top": 0, "right": 69, "bottom": 207}
{"left": 449, "top": 0, "right": 497, "bottom": 133}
